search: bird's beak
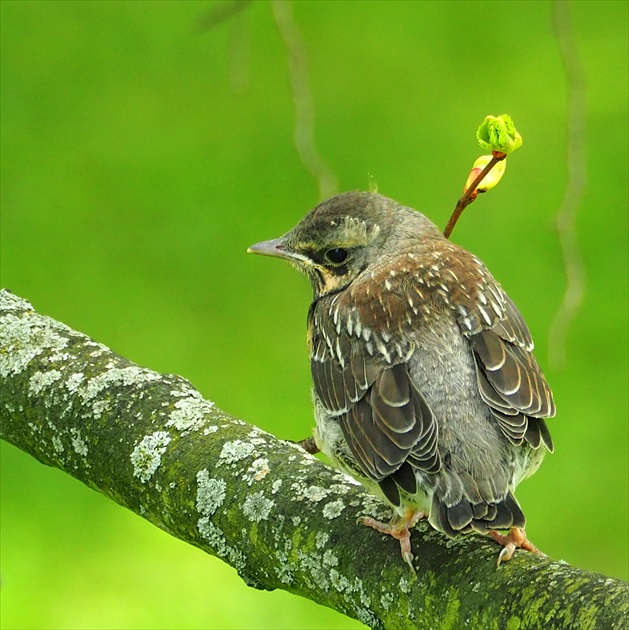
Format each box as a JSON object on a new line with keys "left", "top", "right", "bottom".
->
{"left": 247, "top": 238, "right": 299, "bottom": 262}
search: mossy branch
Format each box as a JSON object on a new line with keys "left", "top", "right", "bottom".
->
{"left": 0, "top": 289, "right": 626, "bottom": 630}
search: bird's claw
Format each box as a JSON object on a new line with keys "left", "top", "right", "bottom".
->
{"left": 489, "top": 527, "right": 546, "bottom": 567}
{"left": 497, "top": 543, "right": 516, "bottom": 566}
{"left": 357, "top": 511, "right": 425, "bottom": 573}
{"left": 402, "top": 550, "right": 416, "bottom": 575}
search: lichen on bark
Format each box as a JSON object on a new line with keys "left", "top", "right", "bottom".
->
{"left": 1, "top": 289, "right": 627, "bottom": 629}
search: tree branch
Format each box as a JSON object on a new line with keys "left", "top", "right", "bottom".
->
{"left": 1, "top": 289, "right": 626, "bottom": 629}
{"left": 548, "top": 0, "right": 587, "bottom": 370}
{"left": 272, "top": 0, "right": 338, "bottom": 200}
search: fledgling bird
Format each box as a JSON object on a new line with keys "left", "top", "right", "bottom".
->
{"left": 248, "top": 191, "right": 555, "bottom": 569}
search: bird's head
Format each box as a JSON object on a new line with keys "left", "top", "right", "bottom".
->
{"left": 248, "top": 191, "right": 442, "bottom": 298}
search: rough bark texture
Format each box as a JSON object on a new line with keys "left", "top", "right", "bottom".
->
{"left": 1, "top": 289, "right": 627, "bottom": 629}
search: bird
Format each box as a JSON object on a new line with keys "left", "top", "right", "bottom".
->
{"left": 248, "top": 191, "right": 555, "bottom": 570}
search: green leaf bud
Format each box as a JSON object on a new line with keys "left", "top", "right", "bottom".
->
{"left": 476, "top": 114, "right": 522, "bottom": 155}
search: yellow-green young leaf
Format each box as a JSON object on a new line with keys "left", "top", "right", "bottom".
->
{"left": 476, "top": 115, "right": 522, "bottom": 154}
{"left": 464, "top": 155, "right": 507, "bottom": 192}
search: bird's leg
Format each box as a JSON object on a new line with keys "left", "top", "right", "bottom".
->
{"left": 488, "top": 526, "right": 546, "bottom": 566}
{"left": 293, "top": 436, "right": 320, "bottom": 454}
{"left": 358, "top": 508, "right": 426, "bottom": 572}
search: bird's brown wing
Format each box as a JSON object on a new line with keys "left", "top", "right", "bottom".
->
{"left": 310, "top": 313, "right": 439, "bottom": 507}
{"left": 451, "top": 272, "right": 555, "bottom": 451}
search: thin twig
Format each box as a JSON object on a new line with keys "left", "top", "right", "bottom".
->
{"left": 196, "top": 0, "right": 252, "bottom": 95}
{"left": 228, "top": 3, "right": 250, "bottom": 95}
{"left": 271, "top": 0, "right": 338, "bottom": 200}
{"left": 444, "top": 154, "right": 505, "bottom": 239}
{"left": 548, "top": 0, "right": 587, "bottom": 370}
{"left": 197, "top": 0, "right": 252, "bottom": 31}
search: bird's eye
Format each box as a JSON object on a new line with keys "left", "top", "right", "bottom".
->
{"left": 324, "top": 247, "right": 349, "bottom": 264}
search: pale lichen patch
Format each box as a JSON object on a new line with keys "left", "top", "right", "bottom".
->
{"left": 315, "top": 531, "right": 329, "bottom": 549}
{"left": 248, "top": 426, "right": 274, "bottom": 441}
{"left": 283, "top": 536, "right": 293, "bottom": 554}
{"left": 329, "top": 568, "right": 350, "bottom": 592}
{"left": 0, "top": 291, "right": 33, "bottom": 312}
{"left": 357, "top": 493, "right": 389, "bottom": 520}
{"left": 322, "top": 549, "right": 338, "bottom": 568}
{"left": 92, "top": 400, "right": 109, "bottom": 419}
{"left": 28, "top": 370, "right": 62, "bottom": 395}
{"left": 335, "top": 472, "right": 361, "bottom": 486}
{"left": 323, "top": 499, "right": 345, "bottom": 519}
{"left": 52, "top": 435, "right": 64, "bottom": 453}
{"left": 249, "top": 437, "right": 270, "bottom": 447}
{"left": 275, "top": 549, "right": 294, "bottom": 584}
{"left": 324, "top": 568, "right": 380, "bottom": 628}
{"left": 356, "top": 608, "right": 379, "bottom": 628}
{"left": 196, "top": 470, "right": 226, "bottom": 515}
{"left": 70, "top": 428, "right": 88, "bottom": 457}
{"left": 219, "top": 439, "right": 255, "bottom": 465}
{"left": 353, "top": 577, "right": 372, "bottom": 608}
{"left": 274, "top": 513, "right": 286, "bottom": 531}
{"left": 243, "top": 491, "right": 274, "bottom": 522}
{"left": 243, "top": 458, "right": 271, "bottom": 485}
{"left": 87, "top": 344, "right": 109, "bottom": 358}
{"left": 65, "top": 372, "right": 85, "bottom": 394}
{"left": 275, "top": 538, "right": 295, "bottom": 585}
{"left": 329, "top": 483, "right": 354, "bottom": 496}
{"left": 166, "top": 396, "right": 215, "bottom": 435}
{"left": 0, "top": 313, "right": 69, "bottom": 378}
{"left": 271, "top": 479, "right": 283, "bottom": 494}
{"left": 399, "top": 575, "right": 411, "bottom": 594}
{"left": 198, "top": 516, "right": 223, "bottom": 545}
{"left": 169, "top": 388, "right": 195, "bottom": 398}
{"left": 380, "top": 591, "right": 394, "bottom": 611}
{"left": 130, "top": 431, "right": 171, "bottom": 482}
{"left": 197, "top": 517, "right": 246, "bottom": 573}
{"left": 293, "top": 484, "right": 329, "bottom": 502}
{"left": 81, "top": 367, "right": 161, "bottom": 403}
{"left": 297, "top": 549, "right": 329, "bottom": 591}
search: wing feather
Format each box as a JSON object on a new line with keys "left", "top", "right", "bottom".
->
{"left": 311, "top": 328, "right": 440, "bottom": 488}
{"left": 452, "top": 275, "right": 556, "bottom": 450}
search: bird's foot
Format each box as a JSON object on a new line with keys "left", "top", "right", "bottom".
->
{"left": 292, "top": 436, "right": 320, "bottom": 454}
{"left": 358, "top": 510, "right": 426, "bottom": 573}
{"left": 488, "top": 527, "right": 546, "bottom": 566}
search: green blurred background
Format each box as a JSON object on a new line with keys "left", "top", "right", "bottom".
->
{"left": 1, "top": 1, "right": 627, "bottom": 628}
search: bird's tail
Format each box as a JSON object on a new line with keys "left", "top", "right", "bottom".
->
{"left": 430, "top": 490, "right": 525, "bottom": 537}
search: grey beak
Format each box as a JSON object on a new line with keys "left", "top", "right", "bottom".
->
{"left": 247, "top": 237, "right": 292, "bottom": 260}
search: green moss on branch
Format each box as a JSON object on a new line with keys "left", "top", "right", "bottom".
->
{"left": 1, "top": 289, "right": 626, "bottom": 629}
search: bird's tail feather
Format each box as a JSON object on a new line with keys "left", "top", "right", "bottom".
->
{"left": 431, "top": 490, "right": 525, "bottom": 537}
